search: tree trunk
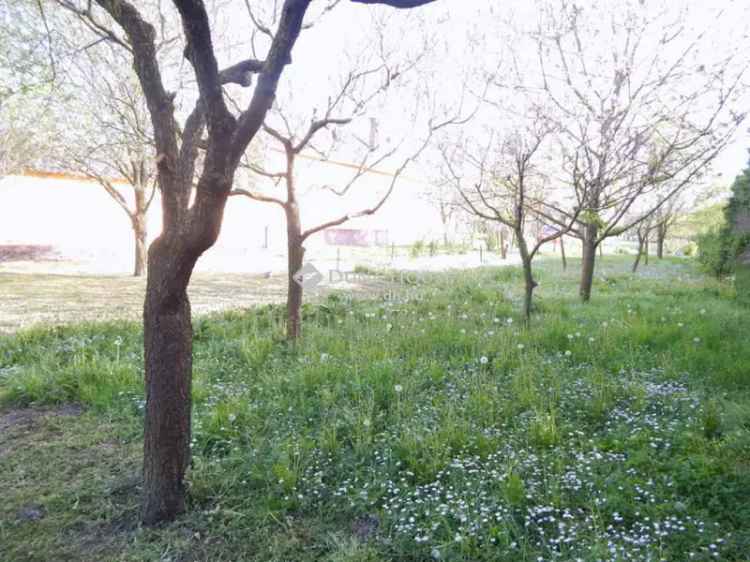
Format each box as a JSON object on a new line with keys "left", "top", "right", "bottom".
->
{"left": 133, "top": 219, "right": 147, "bottom": 277}
{"left": 579, "top": 226, "right": 598, "bottom": 302}
{"left": 133, "top": 175, "right": 149, "bottom": 277}
{"left": 141, "top": 239, "right": 194, "bottom": 525}
{"left": 516, "top": 231, "right": 537, "bottom": 323}
{"left": 644, "top": 238, "right": 649, "bottom": 265}
{"left": 560, "top": 235, "right": 567, "bottom": 271}
{"left": 499, "top": 229, "right": 508, "bottom": 259}
{"left": 632, "top": 235, "right": 644, "bottom": 273}
{"left": 656, "top": 224, "right": 666, "bottom": 259}
{"left": 286, "top": 204, "right": 304, "bottom": 341}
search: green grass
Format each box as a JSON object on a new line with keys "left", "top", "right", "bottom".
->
{"left": 1, "top": 256, "right": 749, "bottom": 561}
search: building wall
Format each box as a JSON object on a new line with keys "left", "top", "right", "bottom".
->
{"left": 0, "top": 164, "right": 447, "bottom": 274}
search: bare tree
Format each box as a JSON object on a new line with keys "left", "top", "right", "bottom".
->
{"left": 631, "top": 213, "right": 655, "bottom": 273}
{"left": 530, "top": 0, "right": 748, "bottom": 301}
{"left": 652, "top": 193, "right": 692, "bottom": 259}
{"left": 57, "top": 49, "right": 157, "bottom": 276}
{"left": 231, "top": 100, "right": 448, "bottom": 341}
{"left": 443, "top": 115, "right": 582, "bottom": 322}
{"left": 52, "top": 0, "right": 437, "bottom": 525}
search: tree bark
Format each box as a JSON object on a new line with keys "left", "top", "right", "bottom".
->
{"left": 286, "top": 204, "right": 304, "bottom": 341}
{"left": 560, "top": 234, "right": 567, "bottom": 271}
{"left": 516, "top": 231, "right": 537, "bottom": 323}
{"left": 499, "top": 228, "right": 508, "bottom": 259}
{"left": 644, "top": 238, "right": 649, "bottom": 265}
{"left": 141, "top": 238, "right": 195, "bottom": 525}
{"left": 579, "top": 225, "right": 598, "bottom": 302}
{"left": 133, "top": 222, "right": 147, "bottom": 277}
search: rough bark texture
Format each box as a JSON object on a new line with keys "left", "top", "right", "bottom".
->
{"left": 141, "top": 239, "right": 195, "bottom": 524}
{"left": 580, "top": 225, "right": 598, "bottom": 302}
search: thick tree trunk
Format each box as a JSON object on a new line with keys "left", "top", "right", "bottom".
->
{"left": 656, "top": 226, "right": 665, "bottom": 259}
{"left": 560, "top": 235, "right": 567, "bottom": 271}
{"left": 579, "top": 226, "right": 598, "bottom": 302}
{"left": 141, "top": 239, "right": 194, "bottom": 525}
{"left": 286, "top": 204, "right": 304, "bottom": 341}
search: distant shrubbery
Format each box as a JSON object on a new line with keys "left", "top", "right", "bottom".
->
{"left": 697, "top": 156, "right": 750, "bottom": 279}
{"left": 696, "top": 226, "right": 749, "bottom": 277}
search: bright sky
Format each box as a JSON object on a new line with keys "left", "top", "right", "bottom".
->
{"left": 211, "top": 0, "right": 750, "bottom": 190}
{"left": 28, "top": 0, "right": 750, "bottom": 194}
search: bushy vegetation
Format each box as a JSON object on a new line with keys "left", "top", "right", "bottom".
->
{"left": 697, "top": 157, "right": 750, "bottom": 280}
{"left": 696, "top": 227, "right": 749, "bottom": 277}
{"left": 1, "top": 258, "right": 749, "bottom": 561}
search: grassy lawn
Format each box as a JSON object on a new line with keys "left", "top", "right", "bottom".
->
{"left": 1, "top": 257, "right": 749, "bottom": 561}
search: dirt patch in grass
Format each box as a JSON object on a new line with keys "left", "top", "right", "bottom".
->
{"left": 0, "top": 404, "right": 83, "bottom": 458}
{"left": 0, "top": 406, "right": 144, "bottom": 562}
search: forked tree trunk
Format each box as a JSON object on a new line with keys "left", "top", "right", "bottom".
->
{"left": 580, "top": 225, "right": 598, "bottom": 302}
{"left": 141, "top": 239, "right": 194, "bottom": 525}
{"left": 286, "top": 204, "right": 304, "bottom": 341}
{"left": 560, "top": 235, "right": 567, "bottom": 271}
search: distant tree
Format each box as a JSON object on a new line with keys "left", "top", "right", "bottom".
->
{"left": 58, "top": 49, "right": 157, "bottom": 276}
{"left": 652, "top": 196, "right": 687, "bottom": 260}
{"left": 0, "top": 0, "right": 59, "bottom": 178}
{"left": 443, "top": 113, "right": 581, "bottom": 323}
{"left": 530, "top": 0, "right": 748, "bottom": 301}
{"left": 630, "top": 214, "right": 654, "bottom": 273}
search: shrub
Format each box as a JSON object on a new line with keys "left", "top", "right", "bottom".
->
{"left": 696, "top": 226, "right": 750, "bottom": 278}
{"left": 409, "top": 239, "right": 425, "bottom": 258}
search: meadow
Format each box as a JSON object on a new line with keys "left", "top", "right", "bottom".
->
{"left": 0, "top": 256, "right": 748, "bottom": 561}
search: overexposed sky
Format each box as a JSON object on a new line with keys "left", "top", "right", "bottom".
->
{"left": 214, "top": 0, "right": 750, "bottom": 186}
{"left": 48, "top": 0, "right": 750, "bottom": 190}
